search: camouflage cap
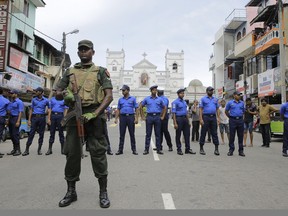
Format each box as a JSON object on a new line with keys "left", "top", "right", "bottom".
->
{"left": 78, "top": 39, "right": 94, "bottom": 49}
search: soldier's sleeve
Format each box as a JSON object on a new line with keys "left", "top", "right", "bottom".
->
{"left": 99, "top": 67, "right": 113, "bottom": 90}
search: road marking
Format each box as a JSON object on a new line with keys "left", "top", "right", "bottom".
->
{"left": 162, "top": 193, "right": 176, "bottom": 210}
{"left": 151, "top": 139, "right": 159, "bottom": 161}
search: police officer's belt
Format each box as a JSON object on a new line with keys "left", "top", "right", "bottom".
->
{"left": 147, "top": 113, "right": 160, "bottom": 116}
{"left": 203, "top": 114, "right": 216, "bottom": 117}
{"left": 121, "top": 113, "right": 134, "bottom": 116}
{"left": 230, "top": 116, "right": 242, "bottom": 120}
{"left": 32, "top": 114, "right": 46, "bottom": 117}
{"left": 176, "top": 115, "right": 186, "bottom": 117}
{"left": 52, "top": 112, "right": 63, "bottom": 115}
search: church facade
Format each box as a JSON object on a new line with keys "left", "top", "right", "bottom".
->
{"left": 106, "top": 49, "right": 185, "bottom": 106}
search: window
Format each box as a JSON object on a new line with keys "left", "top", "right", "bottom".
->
{"left": 17, "top": 31, "right": 28, "bottom": 50}
{"left": 236, "top": 32, "right": 242, "bottom": 41}
{"left": 266, "top": 54, "right": 280, "bottom": 69}
{"left": 24, "top": 0, "right": 29, "bottom": 17}
{"left": 43, "top": 48, "right": 49, "bottom": 65}
{"left": 242, "top": 28, "right": 246, "bottom": 37}
{"left": 172, "top": 63, "right": 178, "bottom": 71}
{"left": 112, "top": 66, "right": 117, "bottom": 71}
{"left": 11, "top": 0, "right": 29, "bottom": 17}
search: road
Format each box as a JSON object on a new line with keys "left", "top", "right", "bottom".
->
{"left": 0, "top": 119, "right": 287, "bottom": 210}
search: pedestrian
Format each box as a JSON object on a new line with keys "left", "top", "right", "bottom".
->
{"left": 7, "top": 90, "right": 24, "bottom": 156}
{"left": 56, "top": 39, "right": 113, "bottom": 208}
{"left": 218, "top": 99, "right": 230, "bottom": 145}
{"left": 225, "top": 91, "right": 245, "bottom": 157}
{"left": 257, "top": 98, "right": 277, "bottom": 148}
{"left": 0, "top": 87, "right": 10, "bottom": 158}
{"left": 114, "top": 84, "right": 139, "bottom": 155}
{"left": 157, "top": 87, "right": 173, "bottom": 151}
{"left": 45, "top": 90, "right": 68, "bottom": 155}
{"left": 139, "top": 85, "right": 166, "bottom": 155}
{"left": 172, "top": 88, "right": 196, "bottom": 155}
{"left": 198, "top": 86, "right": 220, "bottom": 156}
{"left": 22, "top": 87, "right": 50, "bottom": 156}
{"left": 243, "top": 98, "right": 257, "bottom": 147}
{"left": 191, "top": 99, "right": 200, "bottom": 142}
{"left": 280, "top": 100, "right": 288, "bottom": 157}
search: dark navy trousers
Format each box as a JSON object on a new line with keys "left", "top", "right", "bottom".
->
{"left": 260, "top": 123, "right": 271, "bottom": 147}
{"left": 228, "top": 118, "right": 244, "bottom": 153}
{"left": 199, "top": 115, "right": 219, "bottom": 145}
{"left": 160, "top": 116, "right": 172, "bottom": 149}
{"left": 175, "top": 116, "right": 190, "bottom": 151}
{"left": 283, "top": 119, "right": 288, "bottom": 153}
{"left": 145, "top": 114, "right": 161, "bottom": 151}
{"left": 118, "top": 114, "right": 136, "bottom": 151}
{"left": 8, "top": 116, "right": 20, "bottom": 146}
{"left": 26, "top": 116, "right": 46, "bottom": 146}
{"left": 49, "top": 113, "right": 65, "bottom": 145}
{"left": 0, "top": 116, "right": 6, "bottom": 142}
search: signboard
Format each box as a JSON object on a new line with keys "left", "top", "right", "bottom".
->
{"left": 236, "top": 77, "right": 251, "bottom": 94}
{"left": 0, "top": 1, "right": 9, "bottom": 71}
{"left": 258, "top": 69, "right": 275, "bottom": 97}
{"left": 9, "top": 47, "right": 29, "bottom": 72}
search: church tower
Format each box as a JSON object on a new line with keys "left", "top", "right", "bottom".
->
{"left": 165, "top": 49, "right": 184, "bottom": 89}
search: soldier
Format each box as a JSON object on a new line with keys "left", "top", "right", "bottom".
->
{"left": 7, "top": 90, "right": 24, "bottom": 156}
{"left": 172, "top": 88, "right": 196, "bottom": 155}
{"left": 114, "top": 84, "right": 139, "bottom": 155}
{"left": 280, "top": 99, "right": 288, "bottom": 157}
{"left": 46, "top": 90, "right": 68, "bottom": 155}
{"left": 225, "top": 91, "right": 245, "bottom": 157}
{"left": 0, "top": 87, "right": 10, "bottom": 158}
{"left": 139, "top": 85, "right": 166, "bottom": 155}
{"left": 198, "top": 86, "right": 220, "bottom": 156}
{"left": 56, "top": 39, "right": 113, "bottom": 208}
{"left": 22, "top": 87, "right": 50, "bottom": 156}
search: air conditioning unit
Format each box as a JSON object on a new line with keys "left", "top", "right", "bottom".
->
{"left": 239, "top": 74, "right": 244, "bottom": 81}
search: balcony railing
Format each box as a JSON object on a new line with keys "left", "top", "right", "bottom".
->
{"left": 225, "top": 9, "right": 246, "bottom": 23}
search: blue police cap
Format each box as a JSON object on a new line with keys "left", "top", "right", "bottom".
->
{"left": 206, "top": 86, "right": 214, "bottom": 92}
{"left": 120, "top": 85, "right": 130, "bottom": 91}
{"left": 177, "top": 88, "right": 185, "bottom": 94}
{"left": 9, "top": 89, "right": 19, "bottom": 94}
{"left": 233, "top": 91, "right": 242, "bottom": 96}
{"left": 150, "top": 85, "right": 158, "bottom": 91}
{"left": 34, "top": 87, "right": 44, "bottom": 92}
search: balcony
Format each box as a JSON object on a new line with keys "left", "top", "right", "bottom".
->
{"left": 234, "top": 31, "right": 255, "bottom": 57}
{"left": 225, "top": 9, "right": 247, "bottom": 30}
{"left": 254, "top": 28, "right": 286, "bottom": 55}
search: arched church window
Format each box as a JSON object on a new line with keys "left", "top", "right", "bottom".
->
{"left": 112, "top": 61, "right": 117, "bottom": 71}
{"left": 172, "top": 63, "right": 178, "bottom": 70}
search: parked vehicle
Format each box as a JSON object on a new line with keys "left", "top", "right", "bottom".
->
{"left": 270, "top": 104, "right": 283, "bottom": 137}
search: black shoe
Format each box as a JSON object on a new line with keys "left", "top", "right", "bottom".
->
{"left": 0, "top": 152, "right": 4, "bottom": 156}
{"left": 99, "top": 191, "right": 110, "bottom": 208}
{"left": 157, "top": 150, "right": 164, "bottom": 155}
{"left": 153, "top": 148, "right": 157, "bottom": 151}
{"left": 38, "top": 150, "right": 42, "bottom": 155}
{"left": 7, "top": 150, "right": 16, "bottom": 155}
{"left": 107, "top": 151, "right": 113, "bottom": 155}
{"left": 200, "top": 149, "right": 206, "bottom": 155}
{"left": 59, "top": 191, "right": 78, "bottom": 207}
{"left": 185, "top": 149, "right": 196, "bottom": 154}
{"left": 227, "top": 151, "right": 233, "bottom": 156}
{"left": 0, "top": 155, "right": 3, "bottom": 158}
{"left": 239, "top": 152, "right": 246, "bottom": 157}
{"left": 282, "top": 152, "right": 288, "bottom": 157}
{"left": 45, "top": 149, "right": 52, "bottom": 155}
{"left": 115, "top": 151, "right": 123, "bottom": 155}
{"left": 168, "top": 147, "right": 173, "bottom": 152}
{"left": 13, "top": 150, "right": 21, "bottom": 156}
{"left": 177, "top": 150, "right": 183, "bottom": 155}
{"left": 132, "top": 151, "right": 138, "bottom": 155}
{"left": 214, "top": 149, "right": 220, "bottom": 156}
{"left": 22, "top": 150, "right": 29, "bottom": 156}
{"left": 143, "top": 150, "right": 149, "bottom": 155}
{"left": 261, "top": 144, "right": 266, "bottom": 147}
{"left": 265, "top": 145, "right": 270, "bottom": 148}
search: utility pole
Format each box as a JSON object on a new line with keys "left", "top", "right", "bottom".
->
{"left": 279, "top": 0, "right": 287, "bottom": 103}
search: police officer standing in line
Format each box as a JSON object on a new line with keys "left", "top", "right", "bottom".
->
{"left": 199, "top": 86, "right": 220, "bottom": 156}
{"left": 46, "top": 90, "right": 68, "bottom": 155}
{"left": 0, "top": 87, "right": 10, "bottom": 158}
{"left": 7, "top": 90, "right": 24, "bottom": 156}
{"left": 280, "top": 99, "right": 288, "bottom": 157}
{"left": 139, "top": 85, "right": 166, "bottom": 155}
{"left": 22, "top": 87, "right": 50, "bottom": 156}
{"left": 225, "top": 91, "right": 245, "bottom": 157}
{"left": 114, "top": 84, "right": 139, "bottom": 155}
{"left": 56, "top": 40, "right": 113, "bottom": 208}
{"left": 172, "top": 88, "right": 196, "bottom": 155}
{"left": 157, "top": 87, "right": 173, "bottom": 152}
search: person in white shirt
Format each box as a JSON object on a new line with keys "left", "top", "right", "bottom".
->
{"left": 218, "top": 99, "right": 230, "bottom": 144}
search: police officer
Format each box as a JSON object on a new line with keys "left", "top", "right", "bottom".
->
{"left": 114, "top": 84, "right": 139, "bottom": 155}
{"left": 280, "top": 100, "right": 288, "bottom": 157}
{"left": 46, "top": 90, "right": 68, "bottom": 155}
{"left": 0, "top": 87, "right": 10, "bottom": 158}
{"left": 225, "top": 91, "right": 245, "bottom": 157}
{"left": 22, "top": 87, "right": 50, "bottom": 156}
{"left": 7, "top": 90, "right": 24, "bottom": 156}
{"left": 157, "top": 87, "right": 173, "bottom": 151}
{"left": 56, "top": 39, "right": 113, "bottom": 208}
{"left": 139, "top": 85, "right": 166, "bottom": 155}
{"left": 199, "top": 86, "right": 220, "bottom": 156}
{"left": 172, "top": 88, "right": 196, "bottom": 155}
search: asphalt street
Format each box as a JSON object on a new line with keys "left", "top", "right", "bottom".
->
{"left": 0, "top": 119, "right": 287, "bottom": 210}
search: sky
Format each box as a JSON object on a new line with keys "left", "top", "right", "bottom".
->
{"left": 35, "top": 0, "right": 249, "bottom": 87}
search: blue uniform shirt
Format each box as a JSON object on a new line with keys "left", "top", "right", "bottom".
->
{"left": 199, "top": 96, "right": 219, "bottom": 114}
{"left": 31, "top": 96, "right": 50, "bottom": 114}
{"left": 225, "top": 99, "right": 245, "bottom": 117}
{"left": 49, "top": 97, "right": 68, "bottom": 113}
{"left": 171, "top": 98, "right": 187, "bottom": 116}
{"left": 141, "top": 96, "right": 164, "bottom": 113}
{"left": 280, "top": 102, "right": 288, "bottom": 119}
{"left": 7, "top": 98, "right": 24, "bottom": 116}
{"left": 118, "top": 96, "right": 138, "bottom": 114}
{"left": 0, "top": 95, "right": 10, "bottom": 116}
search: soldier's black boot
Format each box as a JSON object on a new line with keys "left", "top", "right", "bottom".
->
{"left": 13, "top": 144, "right": 21, "bottom": 156}
{"left": 59, "top": 181, "right": 77, "bottom": 207}
{"left": 37, "top": 145, "right": 42, "bottom": 155}
{"left": 61, "top": 143, "right": 64, "bottom": 154}
{"left": 22, "top": 145, "right": 30, "bottom": 156}
{"left": 7, "top": 144, "right": 16, "bottom": 155}
{"left": 199, "top": 145, "right": 206, "bottom": 155}
{"left": 45, "top": 143, "right": 53, "bottom": 155}
{"left": 98, "top": 176, "right": 110, "bottom": 208}
{"left": 214, "top": 145, "right": 220, "bottom": 156}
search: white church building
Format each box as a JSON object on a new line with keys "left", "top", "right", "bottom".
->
{"left": 106, "top": 49, "right": 185, "bottom": 106}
